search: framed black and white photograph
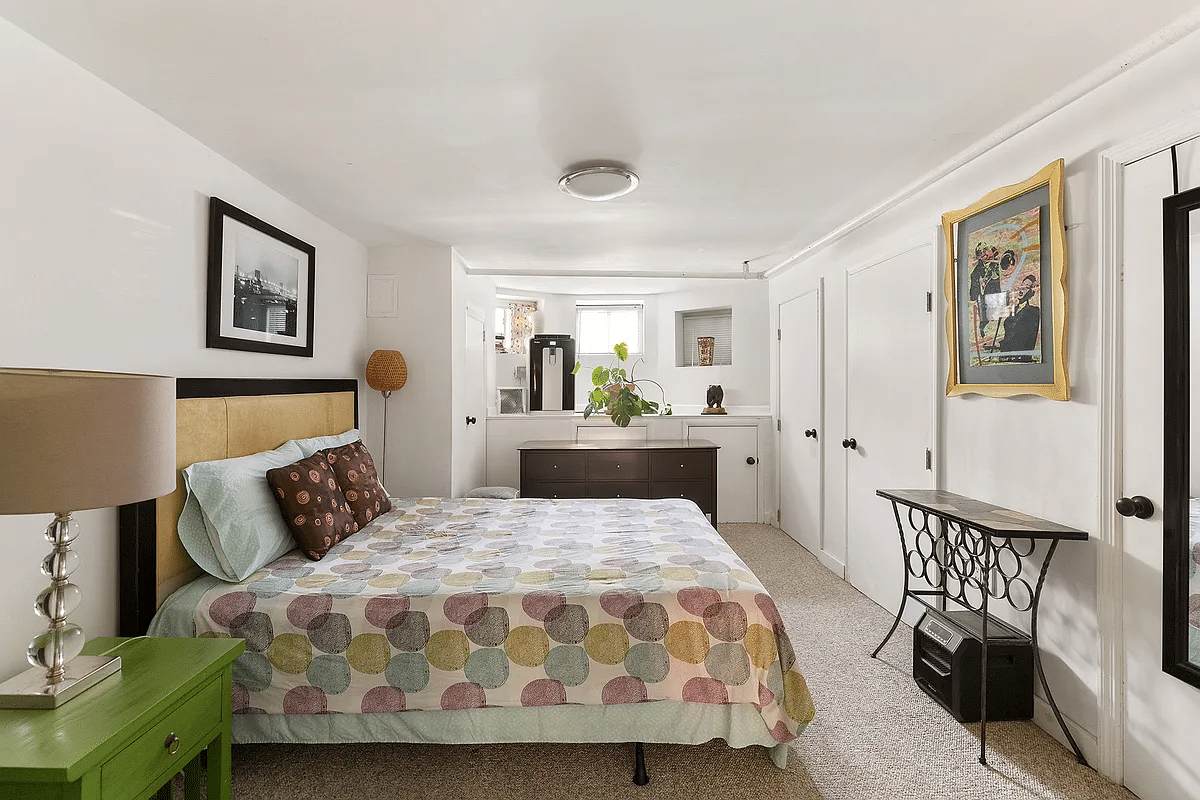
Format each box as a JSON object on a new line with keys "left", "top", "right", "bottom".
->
{"left": 206, "top": 197, "right": 315, "bottom": 357}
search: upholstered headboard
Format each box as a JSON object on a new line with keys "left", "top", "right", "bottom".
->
{"left": 118, "top": 378, "right": 358, "bottom": 635}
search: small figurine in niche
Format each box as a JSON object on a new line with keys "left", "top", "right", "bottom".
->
{"left": 703, "top": 384, "right": 726, "bottom": 414}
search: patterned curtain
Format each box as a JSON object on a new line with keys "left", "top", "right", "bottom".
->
{"left": 508, "top": 302, "right": 536, "bottom": 355}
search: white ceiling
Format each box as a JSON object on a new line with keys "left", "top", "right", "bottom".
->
{"left": 2, "top": 1, "right": 1197, "bottom": 284}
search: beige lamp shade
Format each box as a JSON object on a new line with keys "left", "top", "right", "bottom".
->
{"left": 0, "top": 369, "right": 176, "bottom": 514}
{"left": 366, "top": 350, "right": 407, "bottom": 393}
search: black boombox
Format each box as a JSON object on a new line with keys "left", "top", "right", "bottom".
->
{"left": 913, "top": 609, "right": 1033, "bottom": 724}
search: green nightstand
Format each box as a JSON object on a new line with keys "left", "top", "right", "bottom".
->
{"left": 0, "top": 636, "right": 244, "bottom": 800}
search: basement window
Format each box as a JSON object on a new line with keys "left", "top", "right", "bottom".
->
{"left": 576, "top": 304, "right": 643, "bottom": 355}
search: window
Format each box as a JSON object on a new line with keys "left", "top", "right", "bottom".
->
{"left": 677, "top": 307, "right": 733, "bottom": 366}
{"left": 576, "top": 304, "right": 643, "bottom": 355}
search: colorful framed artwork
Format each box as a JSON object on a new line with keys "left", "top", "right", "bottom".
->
{"left": 206, "top": 197, "right": 316, "bottom": 357}
{"left": 942, "top": 159, "right": 1069, "bottom": 400}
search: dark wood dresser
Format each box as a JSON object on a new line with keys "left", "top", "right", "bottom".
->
{"left": 518, "top": 439, "right": 719, "bottom": 523}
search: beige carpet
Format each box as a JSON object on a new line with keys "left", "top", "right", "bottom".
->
{"left": 201, "top": 523, "right": 1135, "bottom": 800}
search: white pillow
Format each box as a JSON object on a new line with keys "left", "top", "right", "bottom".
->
{"left": 291, "top": 428, "right": 361, "bottom": 458}
{"left": 178, "top": 440, "right": 306, "bottom": 582}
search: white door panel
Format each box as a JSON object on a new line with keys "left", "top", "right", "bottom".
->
{"left": 457, "top": 310, "right": 487, "bottom": 494}
{"left": 689, "top": 425, "right": 757, "bottom": 522}
{"left": 1119, "top": 149, "right": 1200, "bottom": 800}
{"left": 778, "top": 289, "right": 824, "bottom": 560}
{"left": 845, "top": 245, "right": 934, "bottom": 619}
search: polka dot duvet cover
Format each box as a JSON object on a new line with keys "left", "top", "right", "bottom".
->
{"left": 194, "top": 497, "right": 816, "bottom": 743}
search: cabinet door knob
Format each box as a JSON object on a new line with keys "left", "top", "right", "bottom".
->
{"left": 1115, "top": 495, "right": 1154, "bottom": 519}
{"left": 466, "top": 416, "right": 477, "bottom": 425}
{"left": 841, "top": 438, "right": 857, "bottom": 450}
{"left": 805, "top": 429, "right": 817, "bottom": 439}
{"left": 746, "top": 456, "right": 757, "bottom": 465}
{"left": 165, "top": 732, "right": 181, "bottom": 755}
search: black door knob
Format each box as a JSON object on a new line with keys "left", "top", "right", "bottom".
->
{"left": 1115, "top": 495, "right": 1154, "bottom": 519}
{"left": 841, "top": 438, "right": 857, "bottom": 450}
{"left": 804, "top": 429, "right": 817, "bottom": 439}
{"left": 465, "top": 416, "right": 477, "bottom": 426}
{"left": 746, "top": 456, "right": 757, "bottom": 465}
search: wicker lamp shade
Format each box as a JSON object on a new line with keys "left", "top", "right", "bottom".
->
{"left": 366, "top": 349, "right": 407, "bottom": 393}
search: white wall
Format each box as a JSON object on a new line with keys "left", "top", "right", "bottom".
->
{"left": 366, "top": 245, "right": 453, "bottom": 496}
{"left": 514, "top": 281, "right": 771, "bottom": 415}
{"left": 654, "top": 281, "right": 771, "bottom": 414}
{"left": 769, "top": 25, "right": 1200, "bottom": 758}
{"left": 0, "top": 19, "right": 367, "bottom": 682}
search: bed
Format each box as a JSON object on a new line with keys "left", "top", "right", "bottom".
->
{"left": 118, "top": 378, "right": 814, "bottom": 781}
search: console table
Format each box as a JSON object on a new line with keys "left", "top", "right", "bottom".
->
{"left": 519, "top": 439, "right": 718, "bottom": 523}
{"left": 872, "top": 489, "right": 1088, "bottom": 766}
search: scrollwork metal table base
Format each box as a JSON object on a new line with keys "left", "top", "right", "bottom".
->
{"left": 871, "top": 489, "right": 1089, "bottom": 767}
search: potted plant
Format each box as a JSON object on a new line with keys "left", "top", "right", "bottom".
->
{"left": 574, "top": 342, "right": 672, "bottom": 427}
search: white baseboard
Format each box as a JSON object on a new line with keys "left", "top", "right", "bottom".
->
{"left": 817, "top": 551, "right": 845, "bottom": 578}
{"left": 1032, "top": 694, "right": 1101, "bottom": 773}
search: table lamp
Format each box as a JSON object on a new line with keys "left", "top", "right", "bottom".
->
{"left": 0, "top": 369, "right": 175, "bottom": 708}
{"left": 364, "top": 349, "right": 407, "bottom": 487}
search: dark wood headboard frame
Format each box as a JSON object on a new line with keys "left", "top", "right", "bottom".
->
{"left": 117, "top": 377, "right": 359, "bottom": 636}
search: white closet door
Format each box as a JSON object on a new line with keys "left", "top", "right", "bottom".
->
{"left": 1118, "top": 147, "right": 1200, "bottom": 800}
{"left": 844, "top": 244, "right": 935, "bottom": 617}
{"left": 778, "top": 288, "right": 824, "bottom": 559}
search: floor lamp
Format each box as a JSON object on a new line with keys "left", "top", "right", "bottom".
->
{"left": 365, "top": 349, "right": 407, "bottom": 489}
{"left": 0, "top": 369, "right": 175, "bottom": 708}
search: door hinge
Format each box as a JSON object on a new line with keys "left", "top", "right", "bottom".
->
{"left": 777, "top": 420, "right": 781, "bottom": 432}
{"left": 777, "top": 508, "right": 782, "bottom": 524}
{"left": 926, "top": 291, "right": 933, "bottom": 312}
{"left": 925, "top": 448, "right": 932, "bottom": 470}
{"left": 777, "top": 328, "right": 781, "bottom": 341}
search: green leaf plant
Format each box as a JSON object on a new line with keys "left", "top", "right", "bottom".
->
{"left": 573, "top": 342, "right": 672, "bottom": 427}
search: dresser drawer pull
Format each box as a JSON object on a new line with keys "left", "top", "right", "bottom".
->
{"left": 165, "top": 733, "right": 181, "bottom": 755}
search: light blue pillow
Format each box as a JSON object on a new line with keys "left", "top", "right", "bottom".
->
{"left": 178, "top": 440, "right": 306, "bottom": 582}
{"left": 291, "top": 428, "right": 361, "bottom": 458}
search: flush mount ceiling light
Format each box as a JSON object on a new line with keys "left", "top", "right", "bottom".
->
{"left": 558, "top": 164, "right": 639, "bottom": 201}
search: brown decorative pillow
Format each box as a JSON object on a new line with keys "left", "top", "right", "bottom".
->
{"left": 265, "top": 454, "right": 359, "bottom": 561}
{"left": 319, "top": 440, "right": 392, "bottom": 528}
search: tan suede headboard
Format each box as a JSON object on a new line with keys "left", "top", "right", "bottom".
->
{"left": 119, "top": 378, "right": 359, "bottom": 635}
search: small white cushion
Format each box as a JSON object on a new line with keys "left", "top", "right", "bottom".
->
{"left": 464, "top": 486, "right": 519, "bottom": 499}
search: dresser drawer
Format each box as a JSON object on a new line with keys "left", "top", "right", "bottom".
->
{"left": 523, "top": 481, "right": 589, "bottom": 499}
{"left": 523, "top": 451, "right": 586, "bottom": 481}
{"left": 101, "top": 678, "right": 221, "bottom": 800}
{"left": 586, "top": 481, "right": 649, "bottom": 499}
{"left": 587, "top": 450, "right": 648, "bottom": 480}
{"left": 650, "top": 480, "right": 714, "bottom": 513}
{"left": 649, "top": 450, "right": 712, "bottom": 481}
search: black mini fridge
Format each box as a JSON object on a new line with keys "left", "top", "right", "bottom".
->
{"left": 529, "top": 334, "right": 575, "bottom": 412}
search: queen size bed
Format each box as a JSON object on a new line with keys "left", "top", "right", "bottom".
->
{"left": 118, "top": 378, "right": 814, "bottom": 782}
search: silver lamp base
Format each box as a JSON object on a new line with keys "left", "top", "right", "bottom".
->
{"left": 0, "top": 655, "right": 121, "bottom": 709}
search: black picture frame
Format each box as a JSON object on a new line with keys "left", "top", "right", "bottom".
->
{"left": 1162, "top": 183, "right": 1200, "bottom": 690}
{"left": 206, "top": 197, "right": 316, "bottom": 357}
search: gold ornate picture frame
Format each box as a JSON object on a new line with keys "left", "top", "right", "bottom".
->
{"left": 942, "top": 159, "right": 1069, "bottom": 400}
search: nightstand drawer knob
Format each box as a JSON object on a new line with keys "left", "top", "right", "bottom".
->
{"left": 165, "top": 732, "right": 181, "bottom": 755}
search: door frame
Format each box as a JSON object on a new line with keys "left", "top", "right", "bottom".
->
{"left": 775, "top": 278, "right": 829, "bottom": 567}
{"left": 1096, "top": 109, "right": 1200, "bottom": 782}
